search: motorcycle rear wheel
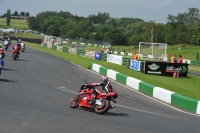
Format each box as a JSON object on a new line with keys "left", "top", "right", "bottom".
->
{"left": 94, "top": 99, "right": 110, "bottom": 114}
{"left": 69, "top": 96, "right": 80, "bottom": 108}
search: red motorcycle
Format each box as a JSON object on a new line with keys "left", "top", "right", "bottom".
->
{"left": 69, "top": 84, "right": 118, "bottom": 114}
{"left": 0, "top": 49, "right": 5, "bottom": 59}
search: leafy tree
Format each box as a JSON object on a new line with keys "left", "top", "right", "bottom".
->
{"left": 186, "top": 8, "right": 200, "bottom": 46}
{"left": 27, "top": 17, "right": 39, "bottom": 30}
{"left": 13, "top": 11, "right": 19, "bottom": 16}
{"left": 20, "top": 12, "right": 25, "bottom": 16}
{"left": 2, "top": 13, "right": 6, "bottom": 18}
{"left": 26, "top": 12, "right": 29, "bottom": 16}
{"left": 6, "top": 9, "right": 11, "bottom": 26}
{"left": 128, "top": 35, "right": 146, "bottom": 46}
{"left": 105, "top": 18, "right": 116, "bottom": 27}
{"left": 43, "top": 16, "right": 64, "bottom": 36}
{"left": 143, "top": 20, "right": 155, "bottom": 42}
{"left": 104, "top": 28, "right": 126, "bottom": 45}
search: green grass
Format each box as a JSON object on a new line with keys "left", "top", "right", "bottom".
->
{"left": 0, "top": 18, "right": 28, "bottom": 29}
{"left": 9, "top": 32, "right": 44, "bottom": 39}
{"left": 26, "top": 42, "right": 200, "bottom": 100}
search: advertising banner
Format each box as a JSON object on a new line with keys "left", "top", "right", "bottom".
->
{"left": 130, "top": 60, "right": 141, "bottom": 71}
{"left": 144, "top": 61, "right": 189, "bottom": 77}
{"left": 94, "top": 52, "right": 101, "bottom": 60}
{"left": 107, "top": 54, "right": 122, "bottom": 65}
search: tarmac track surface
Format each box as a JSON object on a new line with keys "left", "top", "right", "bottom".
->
{"left": 0, "top": 42, "right": 200, "bottom": 133}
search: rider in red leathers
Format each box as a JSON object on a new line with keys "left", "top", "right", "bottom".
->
{"left": 85, "top": 76, "right": 113, "bottom": 105}
{"left": 0, "top": 43, "right": 5, "bottom": 59}
{"left": 12, "top": 44, "right": 20, "bottom": 57}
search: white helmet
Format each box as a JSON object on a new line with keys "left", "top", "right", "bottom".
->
{"left": 4, "top": 40, "right": 8, "bottom": 45}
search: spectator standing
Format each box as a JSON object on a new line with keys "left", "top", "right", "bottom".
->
{"left": 178, "top": 55, "right": 183, "bottom": 63}
{"left": 132, "top": 51, "right": 138, "bottom": 60}
{"left": 171, "top": 54, "right": 177, "bottom": 63}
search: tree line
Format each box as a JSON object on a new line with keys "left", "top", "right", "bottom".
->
{"left": 27, "top": 8, "right": 200, "bottom": 46}
{"left": 1, "top": 10, "right": 30, "bottom": 18}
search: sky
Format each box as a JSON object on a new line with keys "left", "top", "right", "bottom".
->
{"left": 0, "top": 0, "right": 199, "bottom": 24}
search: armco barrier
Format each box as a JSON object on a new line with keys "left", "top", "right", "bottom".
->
{"left": 63, "top": 47, "right": 69, "bottom": 52}
{"left": 101, "top": 53, "right": 107, "bottom": 61}
{"left": 43, "top": 43, "right": 47, "bottom": 48}
{"left": 76, "top": 49, "right": 86, "bottom": 56}
{"left": 122, "top": 56, "right": 131, "bottom": 65}
{"left": 57, "top": 45, "right": 63, "bottom": 52}
{"left": 52, "top": 45, "right": 57, "bottom": 50}
{"left": 89, "top": 63, "right": 200, "bottom": 114}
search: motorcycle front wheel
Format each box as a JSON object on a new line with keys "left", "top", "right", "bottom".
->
{"left": 94, "top": 99, "right": 110, "bottom": 114}
{"left": 69, "top": 96, "right": 80, "bottom": 108}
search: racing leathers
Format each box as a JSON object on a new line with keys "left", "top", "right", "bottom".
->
{"left": 86, "top": 80, "right": 113, "bottom": 105}
{"left": 12, "top": 45, "right": 20, "bottom": 57}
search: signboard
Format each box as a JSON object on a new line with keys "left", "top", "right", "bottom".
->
{"left": 145, "top": 62, "right": 163, "bottom": 75}
{"left": 130, "top": 60, "right": 141, "bottom": 71}
{"left": 144, "top": 61, "right": 189, "bottom": 77}
{"left": 107, "top": 54, "right": 122, "bottom": 65}
{"left": 94, "top": 52, "right": 101, "bottom": 60}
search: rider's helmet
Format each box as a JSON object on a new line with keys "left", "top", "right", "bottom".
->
{"left": 18, "top": 38, "right": 21, "bottom": 43}
{"left": 100, "top": 75, "right": 108, "bottom": 82}
{"left": 4, "top": 40, "right": 8, "bottom": 45}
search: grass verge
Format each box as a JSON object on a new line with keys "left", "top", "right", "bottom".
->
{"left": 26, "top": 42, "right": 200, "bottom": 100}
{"left": 0, "top": 18, "right": 28, "bottom": 29}
{"left": 9, "top": 32, "right": 44, "bottom": 39}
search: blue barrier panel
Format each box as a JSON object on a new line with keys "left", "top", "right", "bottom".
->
{"left": 95, "top": 52, "right": 101, "bottom": 60}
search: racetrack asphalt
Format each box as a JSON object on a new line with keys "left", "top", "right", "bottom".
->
{"left": 0, "top": 41, "right": 200, "bottom": 133}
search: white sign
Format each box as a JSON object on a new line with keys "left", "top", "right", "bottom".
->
{"left": 107, "top": 54, "right": 122, "bottom": 65}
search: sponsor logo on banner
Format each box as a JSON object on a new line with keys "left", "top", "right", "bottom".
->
{"left": 166, "top": 66, "right": 187, "bottom": 73}
{"left": 148, "top": 63, "right": 159, "bottom": 70}
{"left": 146, "top": 62, "right": 162, "bottom": 74}
{"left": 130, "top": 60, "right": 141, "bottom": 71}
{"left": 147, "top": 71, "right": 162, "bottom": 74}
{"left": 107, "top": 54, "right": 122, "bottom": 65}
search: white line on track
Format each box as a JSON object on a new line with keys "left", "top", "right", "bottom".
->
{"left": 28, "top": 46, "right": 200, "bottom": 117}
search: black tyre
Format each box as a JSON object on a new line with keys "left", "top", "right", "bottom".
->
{"left": 94, "top": 99, "right": 110, "bottom": 115}
{"left": 69, "top": 96, "right": 80, "bottom": 108}
{"left": 13, "top": 55, "right": 17, "bottom": 60}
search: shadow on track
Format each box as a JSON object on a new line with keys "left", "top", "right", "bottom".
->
{"left": 2, "top": 68, "right": 17, "bottom": 71}
{"left": 76, "top": 107, "right": 129, "bottom": 117}
{"left": 21, "top": 51, "right": 28, "bottom": 53}
{"left": 15, "top": 59, "right": 28, "bottom": 61}
{"left": 104, "top": 112, "right": 129, "bottom": 117}
{"left": 0, "top": 78, "right": 18, "bottom": 82}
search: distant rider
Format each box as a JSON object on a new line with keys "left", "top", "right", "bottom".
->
{"left": 0, "top": 54, "right": 4, "bottom": 75}
{"left": 7, "top": 37, "right": 11, "bottom": 45}
{"left": 3, "top": 40, "right": 9, "bottom": 48}
{"left": 0, "top": 43, "right": 5, "bottom": 59}
{"left": 11, "top": 44, "right": 20, "bottom": 57}
{"left": 21, "top": 41, "right": 25, "bottom": 48}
